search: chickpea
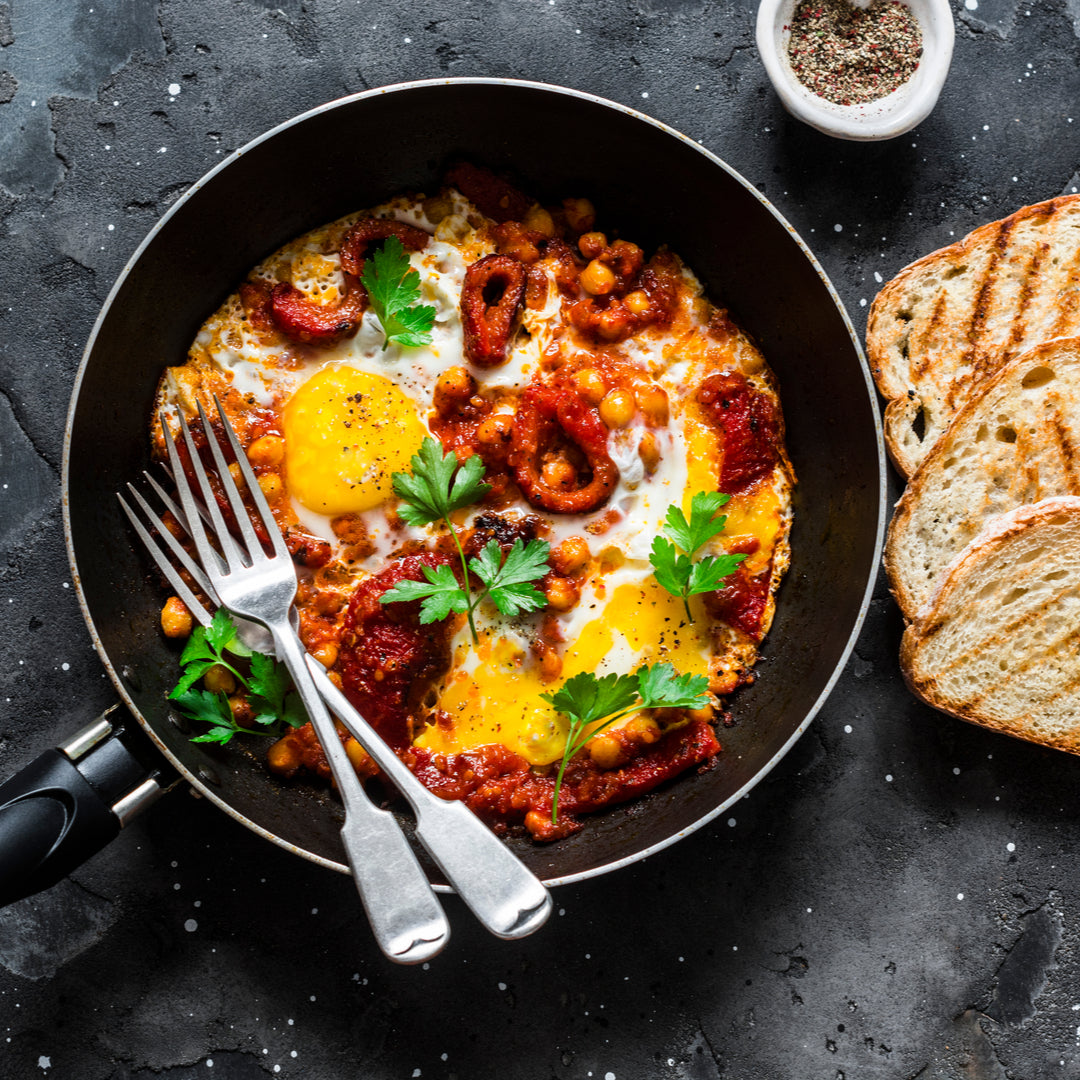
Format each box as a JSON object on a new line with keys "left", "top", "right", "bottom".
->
{"left": 331, "top": 514, "right": 369, "bottom": 544}
{"left": 596, "top": 308, "right": 629, "bottom": 341}
{"left": 203, "top": 664, "right": 236, "bottom": 695}
{"left": 542, "top": 457, "right": 577, "bottom": 489}
{"left": 246, "top": 433, "right": 285, "bottom": 468}
{"left": 344, "top": 737, "right": 371, "bottom": 774}
{"left": 310, "top": 641, "right": 339, "bottom": 668}
{"left": 573, "top": 368, "right": 607, "bottom": 404}
{"left": 623, "top": 715, "right": 661, "bottom": 744}
{"left": 267, "top": 736, "right": 302, "bottom": 778}
{"left": 421, "top": 193, "right": 453, "bottom": 224}
{"left": 638, "top": 384, "right": 669, "bottom": 424}
{"left": 433, "top": 366, "right": 476, "bottom": 416}
{"left": 563, "top": 197, "right": 597, "bottom": 233}
{"left": 550, "top": 536, "right": 590, "bottom": 576}
{"left": 544, "top": 575, "right": 580, "bottom": 612}
{"left": 687, "top": 704, "right": 714, "bottom": 724}
{"left": 523, "top": 205, "right": 556, "bottom": 238}
{"left": 227, "top": 694, "right": 254, "bottom": 725}
{"left": 257, "top": 472, "right": 284, "bottom": 501}
{"left": 578, "top": 231, "right": 607, "bottom": 259}
{"left": 599, "top": 388, "right": 636, "bottom": 428}
{"left": 476, "top": 413, "right": 514, "bottom": 445}
{"left": 589, "top": 733, "right": 623, "bottom": 770}
{"left": 638, "top": 431, "right": 661, "bottom": 474}
{"left": 160, "top": 596, "right": 193, "bottom": 639}
{"left": 227, "top": 461, "right": 246, "bottom": 491}
{"left": 624, "top": 289, "right": 650, "bottom": 316}
{"left": 539, "top": 648, "right": 563, "bottom": 683}
{"left": 580, "top": 259, "right": 617, "bottom": 296}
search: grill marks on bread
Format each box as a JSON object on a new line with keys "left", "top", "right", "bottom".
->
{"left": 868, "top": 195, "right": 1080, "bottom": 477}
{"left": 900, "top": 497, "right": 1080, "bottom": 755}
{"left": 885, "top": 338, "right": 1080, "bottom": 619}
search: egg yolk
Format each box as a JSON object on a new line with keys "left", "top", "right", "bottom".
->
{"left": 416, "top": 579, "right": 713, "bottom": 767}
{"left": 282, "top": 364, "right": 426, "bottom": 515}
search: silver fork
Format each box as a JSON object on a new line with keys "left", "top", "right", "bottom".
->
{"left": 135, "top": 401, "right": 551, "bottom": 947}
{"left": 161, "top": 400, "right": 449, "bottom": 965}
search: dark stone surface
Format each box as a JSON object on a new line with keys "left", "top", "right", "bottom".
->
{"left": 1, "top": 1, "right": 1080, "bottom": 1077}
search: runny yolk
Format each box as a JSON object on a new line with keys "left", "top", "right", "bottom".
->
{"left": 282, "top": 364, "right": 426, "bottom": 515}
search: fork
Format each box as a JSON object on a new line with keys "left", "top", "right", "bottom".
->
{"left": 136, "top": 400, "right": 551, "bottom": 950}
{"left": 161, "top": 400, "right": 450, "bottom": 964}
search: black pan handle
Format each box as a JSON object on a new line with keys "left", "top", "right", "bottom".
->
{"left": 0, "top": 706, "right": 171, "bottom": 906}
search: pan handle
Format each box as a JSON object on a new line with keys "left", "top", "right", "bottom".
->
{"left": 0, "top": 707, "right": 170, "bottom": 907}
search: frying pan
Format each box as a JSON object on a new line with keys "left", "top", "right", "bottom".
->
{"left": 1, "top": 79, "right": 885, "bottom": 900}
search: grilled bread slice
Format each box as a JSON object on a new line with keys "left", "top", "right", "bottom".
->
{"left": 900, "top": 497, "right": 1080, "bottom": 755}
{"left": 867, "top": 194, "right": 1080, "bottom": 478}
{"left": 885, "top": 337, "right": 1080, "bottom": 620}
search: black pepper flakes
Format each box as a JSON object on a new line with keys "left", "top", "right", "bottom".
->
{"left": 787, "top": 0, "right": 923, "bottom": 106}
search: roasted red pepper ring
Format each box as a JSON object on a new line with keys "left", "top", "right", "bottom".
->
{"left": 338, "top": 217, "right": 431, "bottom": 277}
{"left": 268, "top": 277, "right": 366, "bottom": 346}
{"left": 510, "top": 384, "right": 619, "bottom": 514}
{"left": 460, "top": 254, "right": 527, "bottom": 368}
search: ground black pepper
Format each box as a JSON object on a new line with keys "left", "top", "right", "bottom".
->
{"left": 787, "top": 0, "right": 923, "bottom": 106}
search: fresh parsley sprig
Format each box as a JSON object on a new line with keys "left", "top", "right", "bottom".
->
{"left": 169, "top": 610, "right": 306, "bottom": 745}
{"left": 380, "top": 536, "right": 551, "bottom": 631}
{"left": 360, "top": 235, "right": 437, "bottom": 351}
{"left": 382, "top": 438, "right": 549, "bottom": 643}
{"left": 541, "top": 663, "right": 710, "bottom": 822}
{"left": 649, "top": 492, "right": 748, "bottom": 623}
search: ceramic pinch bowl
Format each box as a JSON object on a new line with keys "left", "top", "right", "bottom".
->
{"left": 756, "top": 0, "right": 954, "bottom": 141}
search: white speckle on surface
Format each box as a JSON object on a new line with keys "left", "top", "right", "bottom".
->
{"left": 158, "top": 146, "right": 167, "bottom": 154}
{"left": 62, "top": 582, "right": 70, "bottom": 588}
{"left": 184, "top": 918, "right": 198, "bottom": 932}
{"left": 498, "top": 982, "right": 507, "bottom": 990}
{"left": 834, "top": 223, "right": 842, "bottom": 232}
{"left": 310, "top": 907, "right": 317, "bottom": 915}
{"left": 168, "top": 82, "right": 181, "bottom": 95}
{"left": 807, "top": 907, "right": 812, "bottom": 913}
{"left": 953, "top": 767, "right": 961, "bottom": 775}
{"left": 309, "top": 995, "right": 316, "bottom": 1002}
{"left": 844, "top": 724, "right": 853, "bottom": 733}
{"left": 404, "top": 36, "right": 411, "bottom": 42}
{"left": 606, "top": 1072, "right": 616, "bottom": 1080}
{"left": 885, "top": 774, "right": 893, "bottom": 782}
{"left": 727, "top": 817, "right": 736, "bottom": 827}
{"left": 873, "top": 271, "right": 882, "bottom": 282}
{"left": 61, "top": 663, "right": 69, "bottom": 671}
{"left": 288, "top": 1019, "right": 294, "bottom": 1026}
{"left": 107, "top": 224, "right": 114, "bottom": 231}
{"left": 859, "top": 298, "right": 867, "bottom": 307}
{"left": 965, "top": 0, "right": 977, "bottom": 8}
{"left": 206, "top": 1061, "right": 213, "bottom": 1068}
{"left": 37, "top": 1058, "right": 50, "bottom": 1071}
{"left": 957, "top": 893, "right": 965, "bottom": 900}
{"left": 412, "top": 1071, "right": 421, "bottom": 1078}
{"left": 1007, "top": 842, "right": 1016, "bottom": 852}
{"left": 642, "top": 92, "right": 649, "bottom": 98}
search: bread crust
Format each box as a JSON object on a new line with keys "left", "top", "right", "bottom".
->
{"left": 885, "top": 336, "right": 1080, "bottom": 620}
{"left": 867, "top": 194, "right": 1080, "bottom": 478}
{"left": 900, "top": 496, "right": 1080, "bottom": 755}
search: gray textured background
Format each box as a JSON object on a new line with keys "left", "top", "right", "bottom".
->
{"left": 2, "top": 1, "right": 1080, "bottom": 1077}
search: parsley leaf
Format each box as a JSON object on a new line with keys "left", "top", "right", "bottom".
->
{"left": 541, "top": 663, "right": 711, "bottom": 823}
{"left": 471, "top": 538, "right": 551, "bottom": 618}
{"left": 360, "top": 236, "right": 437, "bottom": 351}
{"left": 169, "top": 612, "right": 306, "bottom": 745}
{"left": 649, "top": 492, "right": 748, "bottom": 622}
{"left": 384, "top": 440, "right": 546, "bottom": 643}
{"left": 392, "top": 438, "right": 490, "bottom": 528}
{"left": 379, "top": 563, "right": 472, "bottom": 624}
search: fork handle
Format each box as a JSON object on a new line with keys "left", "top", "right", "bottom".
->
{"left": 307, "top": 659, "right": 552, "bottom": 939}
{"left": 270, "top": 628, "right": 450, "bottom": 964}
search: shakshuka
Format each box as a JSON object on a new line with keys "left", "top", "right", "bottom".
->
{"left": 153, "top": 163, "right": 794, "bottom": 840}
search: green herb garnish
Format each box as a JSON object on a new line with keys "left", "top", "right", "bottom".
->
{"left": 382, "top": 438, "right": 549, "bottom": 643}
{"left": 649, "top": 492, "right": 748, "bottom": 623}
{"left": 541, "top": 663, "right": 710, "bottom": 822}
{"left": 169, "top": 610, "right": 306, "bottom": 745}
{"left": 360, "top": 235, "right": 437, "bottom": 351}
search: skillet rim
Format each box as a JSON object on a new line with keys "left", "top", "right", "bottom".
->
{"left": 61, "top": 76, "right": 887, "bottom": 889}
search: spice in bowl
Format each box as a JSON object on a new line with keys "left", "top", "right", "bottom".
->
{"left": 787, "top": 0, "right": 923, "bottom": 106}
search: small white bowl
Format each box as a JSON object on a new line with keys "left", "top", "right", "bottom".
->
{"left": 756, "top": 0, "right": 954, "bottom": 141}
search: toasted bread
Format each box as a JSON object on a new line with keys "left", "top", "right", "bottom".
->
{"left": 900, "top": 497, "right": 1080, "bottom": 755}
{"left": 867, "top": 194, "right": 1080, "bottom": 478}
{"left": 885, "top": 337, "right": 1080, "bottom": 620}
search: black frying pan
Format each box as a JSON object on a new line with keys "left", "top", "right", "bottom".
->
{"left": 2, "top": 79, "right": 884, "bottom": 899}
